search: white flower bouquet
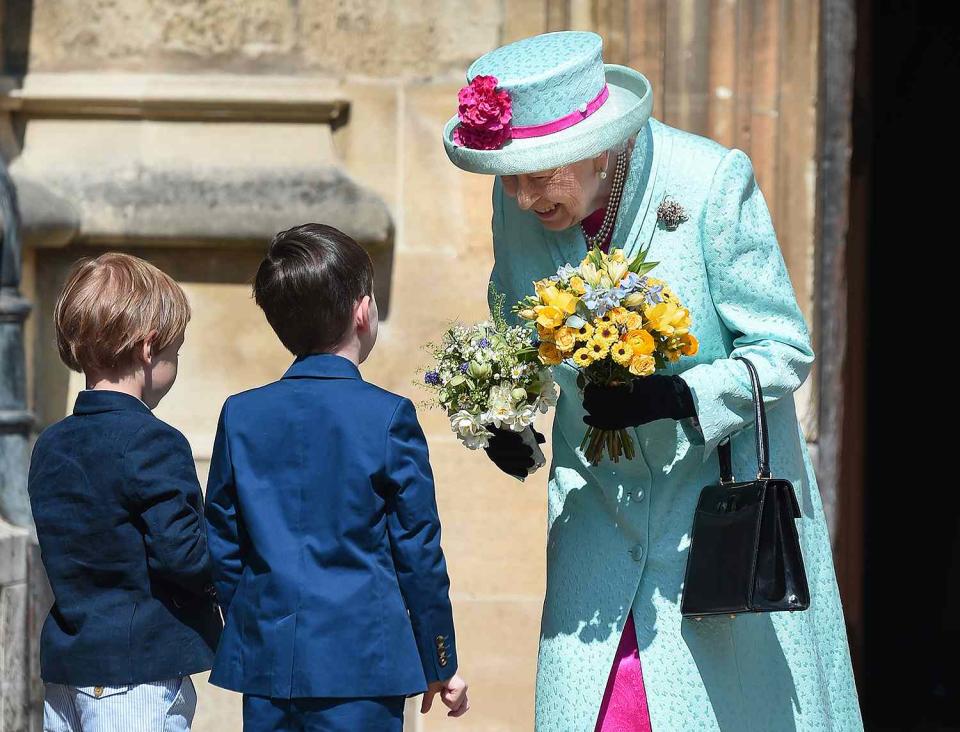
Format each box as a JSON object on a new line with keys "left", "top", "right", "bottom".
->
{"left": 420, "top": 290, "right": 556, "bottom": 478}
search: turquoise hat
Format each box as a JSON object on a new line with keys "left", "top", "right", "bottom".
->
{"left": 442, "top": 31, "right": 653, "bottom": 176}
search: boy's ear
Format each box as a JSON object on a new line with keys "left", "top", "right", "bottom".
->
{"left": 139, "top": 330, "right": 159, "bottom": 365}
{"left": 355, "top": 295, "right": 372, "bottom": 332}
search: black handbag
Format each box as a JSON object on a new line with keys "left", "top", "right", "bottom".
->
{"left": 680, "top": 355, "right": 811, "bottom": 619}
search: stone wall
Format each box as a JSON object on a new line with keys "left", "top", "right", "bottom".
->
{"left": 4, "top": 2, "right": 823, "bottom": 730}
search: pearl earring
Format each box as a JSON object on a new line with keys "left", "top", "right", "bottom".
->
{"left": 599, "top": 169, "right": 607, "bottom": 180}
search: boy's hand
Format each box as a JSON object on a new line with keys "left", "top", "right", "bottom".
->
{"left": 420, "top": 674, "right": 469, "bottom": 717}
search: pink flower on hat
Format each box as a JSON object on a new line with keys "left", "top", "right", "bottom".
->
{"left": 453, "top": 75, "right": 512, "bottom": 150}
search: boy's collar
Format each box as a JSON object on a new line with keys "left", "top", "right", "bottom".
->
{"left": 73, "top": 389, "right": 153, "bottom": 415}
{"left": 282, "top": 353, "right": 362, "bottom": 381}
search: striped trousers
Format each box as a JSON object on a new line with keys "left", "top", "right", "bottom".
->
{"left": 44, "top": 676, "right": 197, "bottom": 732}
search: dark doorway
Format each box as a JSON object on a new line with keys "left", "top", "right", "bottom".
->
{"left": 859, "top": 1, "right": 960, "bottom": 729}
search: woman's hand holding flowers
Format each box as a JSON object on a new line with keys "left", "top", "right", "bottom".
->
{"left": 582, "top": 375, "right": 696, "bottom": 430}
{"left": 483, "top": 425, "right": 546, "bottom": 478}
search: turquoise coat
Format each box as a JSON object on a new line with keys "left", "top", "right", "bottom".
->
{"left": 488, "top": 118, "right": 863, "bottom": 731}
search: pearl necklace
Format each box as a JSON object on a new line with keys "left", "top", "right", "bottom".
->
{"left": 581, "top": 149, "right": 628, "bottom": 250}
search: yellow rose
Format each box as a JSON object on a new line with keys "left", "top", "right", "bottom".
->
{"left": 623, "top": 292, "right": 646, "bottom": 308}
{"left": 538, "top": 341, "right": 563, "bottom": 366}
{"left": 573, "top": 347, "right": 594, "bottom": 368}
{"left": 535, "top": 305, "right": 565, "bottom": 329}
{"left": 607, "top": 307, "right": 628, "bottom": 324}
{"left": 554, "top": 327, "right": 578, "bottom": 353}
{"left": 625, "top": 329, "right": 655, "bottom": 355}
{"left": 629, "top": 354, "right": 656, "bottom": 377}
{"left": 569, "top": 276, "right": 586, "bottom": 295}
{"left": 623, "top": 310, "right": 643, "bottom": 331}
{"left": 681, "top": 333, "right": 699, "bottom": 356}
{"left": 611, "top": 341, "right": 634, "bottom": 367}
{"left": 587, "top": 336, "right": 611, "bottom": 360}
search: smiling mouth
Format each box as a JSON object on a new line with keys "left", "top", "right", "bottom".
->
{"left": 534, "top": 204, "right": 559, "bottom": 217}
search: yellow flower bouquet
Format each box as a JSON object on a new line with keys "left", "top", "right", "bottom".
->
{"left": 515, "top": 245, "right": 699, "bottom": 465}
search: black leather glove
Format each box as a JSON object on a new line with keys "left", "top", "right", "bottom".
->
{"left": 483, "top": 426, "right": 546, "bottom": 478}
{"left": 582, "top": 375, "right": 697, "bottom": 430}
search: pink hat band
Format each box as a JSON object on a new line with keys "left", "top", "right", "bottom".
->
{"left": 509, "top": 84, "right": 610, "bottom": 140}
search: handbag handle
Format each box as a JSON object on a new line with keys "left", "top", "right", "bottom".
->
{"left": 717, "top": 355, "right": 771, "bottom": 483}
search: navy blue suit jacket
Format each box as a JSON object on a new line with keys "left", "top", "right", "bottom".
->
{"left": 27, "top": 390, "right": 222, "bottom": 686}
{"left": 204, "top": 354, "right": 457, "bottom": 698}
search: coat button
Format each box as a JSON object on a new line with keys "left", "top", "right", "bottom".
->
{"left": 629, "top": 544, "right": 644, "bottom": 562}
{"left": 93, "top": 686, "right": 104, "bottom": 698}
{"left": 439, "top": 658, "right": 448, "bottom": 667}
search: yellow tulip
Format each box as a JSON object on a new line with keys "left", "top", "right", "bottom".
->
{"left": 579, "top": 262, "right": 602, "bottom": 287}
{"left": 609, "top": 249, "right": 627, "bottom": 264}
{"left": 538, "top": 341, "right": 563, "bottom": 365}
{"left": 569, "top": 276, "right": 586, "bottom": 295}
{"left": 554, "top": 327, "right": 578, "bottom": 353}
{"left": 629, "top": 354, "right": 656, "bottom": 377}
{"left": 606, "top": 261, "right": 628, "bottom": 285}
{"left": 625, "top": 329, "right": 655, "bottom": 355}
{"left": 535, "top": 305, "right": 565, "bottom": 329}
{"left": 645, "top": 302, "right": 685, "bottom": 334}
{"left": 623, "top": 292, "right": 646, "bottom": 308}
{"left": 552, "top": 291, "right": 579, "bottom": 315}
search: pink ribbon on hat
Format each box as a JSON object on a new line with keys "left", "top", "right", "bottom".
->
{"left": 454, "top": 77, "right": 611, "bottom": 150}
{"left": 509, "top": 84, "right": 610, "bottom": 139}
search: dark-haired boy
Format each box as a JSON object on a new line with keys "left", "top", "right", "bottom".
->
{"left": 204, "top": 224, "right": 467, "bottom": 730}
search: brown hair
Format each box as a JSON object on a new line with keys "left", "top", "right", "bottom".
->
{"left": 253, "top": 224, "right": 374, "bottom": 357}
{"left": 54, "top": 253, "right": 191, "bottom": 373}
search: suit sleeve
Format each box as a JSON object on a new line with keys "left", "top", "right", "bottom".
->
{"left": 203, "top": 402, "right": 244, "bottom": 615}
{"left": 678, "top": 147, "right": 815, "bottom": 463}
{"left": 124, "top": 420, "right": 214, "bottom": 596}
{"left": 385, "top": 398, "right": 457, "bottom": 683}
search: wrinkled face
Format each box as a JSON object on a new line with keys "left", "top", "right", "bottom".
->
{"left": 500, "top": 155, "right": 604, "bottom": 231}
{"left": 142, "top": 331, "right": 183, "bottom": 409}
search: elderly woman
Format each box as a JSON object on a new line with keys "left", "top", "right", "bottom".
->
{"left": 442, "top": 32, "right": 862, "bottom": 732}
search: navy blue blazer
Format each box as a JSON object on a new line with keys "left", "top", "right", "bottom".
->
{"left": 204, "top": 354, "right": 457, "bottom": 699}
{"left": 27, "top": 390, "right": 222, "bottom": 686}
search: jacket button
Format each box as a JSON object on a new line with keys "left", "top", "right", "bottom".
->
{"left": 439, "top": 658, "right": 448, "bottom": 667}
{"left": 629, "top": 544, "right": 644, "bottom": 562}
{"left": 93, "top": 687, "right": 104, "bottom": 698}
{"left": 435, "top": 635, "right": 444, "bottom": 644}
